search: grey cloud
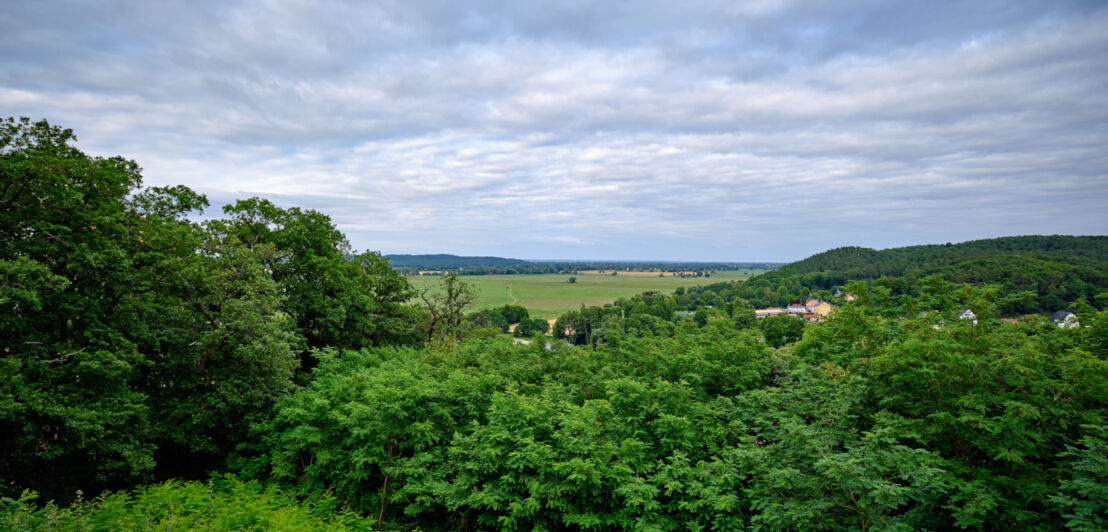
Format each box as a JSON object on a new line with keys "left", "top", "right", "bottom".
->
{"left": 1, "top": 1, "right": 1106, "bottom": 261}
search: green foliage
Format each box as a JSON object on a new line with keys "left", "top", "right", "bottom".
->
{"left": 217, "top": 197, "right": 421, "bottom": 350}
{"left": 260, "top": 287, "right": 1108, "bottom": 530}
{"left": 735, "top": 236, "right": 1108, "bottom": 313}
{"left": 418, "top": 273, "right": 477, "bottom": 342}
{"left": 145, "top": 237, "right": 300, "bottom": 458}
{"left": 1, "top": 117, "right": 165, "bottom": 497}
{"left": 730, "top": 297, "right": 756, "bottom": 329}
{"left": 1051, "top": 426, "right": 1108, "bottom": 531}
{"left": 4, "top": 116, "right": 1108, "bottom": 529}
{"left": 0, "top": 117, "right": 419, "bottom": 499}
{"left": 761, "top": 314, "right": 805, "bottom": 348}
{"left": 468, "top": 304, "right": 530, "bottom": 333}
{"left": 260, "top": 323, "right": 782, "bottom": 528}
{"left": 513, "top": 317, "right": 550, "bottom": 337}
{"left": 0, "top": 476, "right": 372, "bottom": 531}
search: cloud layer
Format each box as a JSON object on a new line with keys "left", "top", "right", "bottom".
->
{"left": 3, "top": 0, "right": 1106, "bottom": 261}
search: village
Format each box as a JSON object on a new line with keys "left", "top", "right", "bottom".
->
{"left": 754, "top": 296, "right": 843, "bottom": 322}
{"left": 755, "top": 294, "right": 1083, "bottom": 329}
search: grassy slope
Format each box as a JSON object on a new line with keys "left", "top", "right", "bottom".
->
{"left": 409, "top": 270, "right": 760, "bottom": 320}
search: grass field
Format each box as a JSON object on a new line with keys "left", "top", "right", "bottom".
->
{"left": 408, "top": 269, "right": 762, "bottom": 320}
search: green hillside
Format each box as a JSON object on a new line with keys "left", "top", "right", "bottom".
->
{"left": 776, "top": 235, "right": 1108, "bottom": 277}
{"left": 736, "top": 235, "right": 1108, "bottom": 313}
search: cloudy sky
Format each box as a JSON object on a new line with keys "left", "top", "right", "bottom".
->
{"left": 3, "top": 1, "right": 1106, "bottom": 261}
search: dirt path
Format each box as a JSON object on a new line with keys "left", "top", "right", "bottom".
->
{"left": 508, "top": 284, "right": 517, "bottom": 305}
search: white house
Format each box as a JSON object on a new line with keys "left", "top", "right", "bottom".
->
{"left": 1051, "top": 311, "right": 1079, "bottom": 328}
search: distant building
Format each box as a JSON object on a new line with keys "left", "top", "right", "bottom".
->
{"left": 786, "top": 302, "right": 808, "bottom": 315}
{"left": 756, "top": 308, "right": 786, "bottom": 318}
{"left": 958, "top": 309, "right": 977, "bottom": 325}
{"left": 805, "top": 298, "right": 821, "bottom": 310}
{"left": 803, "top": 314, "right": 820, "bottom": 322}
{"left": 1051, "top": 311, "right": 1079, "bottom": 328}
{"left": 811, "top": 301, "right": 834, "bottom": 317}
{"left": 1000, "top": 318, "right": 1020, "bottom": 324}
{"left": 843, "top": 293, "right": 857, "bottom": 302}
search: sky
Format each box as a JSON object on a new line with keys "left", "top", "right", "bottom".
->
{"left": 2, "top": 1, "right": 1107, "bottom": 262}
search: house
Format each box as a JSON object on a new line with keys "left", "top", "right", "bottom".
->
{"left": 755, "top": 308, "right": 786, "bottom": 318}
{"left": 958, "top": 309, "right": 977, "bottom": 325}
{"left": 805, "top": 298, "right": 821, "bottom": 310}
{"left": 786, "top": 302, "right": 808, "bottom": 315}
{"left": 1051, "top": 311, "right": 1079, "bottom": 328}
{"left": 1000, "top": 318, "right": 1020, "bottom": 324}
{"left": 803, "top": 314, "right": 820, "bottom": 322}
{"left": 811, "top": 301, "right": 834, "bottom": 317}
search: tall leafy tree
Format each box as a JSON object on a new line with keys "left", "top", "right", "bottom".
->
{"left": 1, "top": 118, "right": 312, "bottom": 496}
{"left": 1, "top": 118, "right": 160, "bottom": 496}
{"left": 216, "top": 198, "right": 421, "bottom": 351}
{"left": 419, "top": 273, "right": 476, "bottom": 342}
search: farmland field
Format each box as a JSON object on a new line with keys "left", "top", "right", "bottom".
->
{"left": 408, "top": 269, "right": 763, "bottom": 320}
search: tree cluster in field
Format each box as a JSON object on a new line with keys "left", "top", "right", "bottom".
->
{"left": 3, "top": 118, "right": 1108, "bottom": 530}
{"left": 466, "top": 305, "right": 549, "bottom": 337}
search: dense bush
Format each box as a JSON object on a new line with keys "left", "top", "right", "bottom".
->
{"left": 259, "top": 322, "right": 775, "bottom": 528}
{"left": 0, "top": 477, "right": 372, "bottom": 531}
{"left": 257, "top": 286, "right": 1108, "bottom": 529}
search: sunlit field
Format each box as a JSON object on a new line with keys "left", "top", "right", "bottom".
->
{"left": 408, "top": 269, "right": 762, "bottom": 320}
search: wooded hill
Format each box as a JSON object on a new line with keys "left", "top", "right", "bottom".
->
{"left": 776, "top": 236, "right": 1108, "bottom": 277}
{"left": 735, "top": 235, "right": 1108, "bottom": 313}
{"left": 385, "top": 254, "right": 533, "bottom": 269}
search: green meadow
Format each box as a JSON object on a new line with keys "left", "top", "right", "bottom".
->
{"left": 407, "top": 269, "right": 762, "bottom": 320}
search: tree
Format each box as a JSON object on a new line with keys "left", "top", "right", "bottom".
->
{"left": 513, "top": 317, "right": 550, "bottom": 337}
{"left": 567, "top": 276, "right": 576, "bottom": 284}
{"left": 215, "top": 198, "right": 420, "bottom": 351}
{"left": 730, "top": 297, "right": 756, "bottom": 329}
{"left": 761, "top": 314, "right": 804, "bottom": 348}
{"left": 419, "top": 273, "right": 476, "bottom": 342}
{"left": 145, "top": 236, "right": 299, "bottom": 469}
{"left": 1, "top": 118, "right": 320, "bottom": 497}
{"left": 0, "top": 118, "right": 168, "bottom": 497}
{"left": 694, "top": 308, "right": 709, "bottom": 327}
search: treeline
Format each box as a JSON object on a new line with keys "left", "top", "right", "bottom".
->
{"left": 385, "top": 253, "right": 532, "bottom": 269}
{"left": 391, "top": 261, "right": 780, "bottom": 276}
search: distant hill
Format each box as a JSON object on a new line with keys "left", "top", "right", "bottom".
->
{"left": 385, "top": 254, "right": 532, "bottom": 269}
{"left": 776, "top": 235, "right": 1108, "bottom": 278}
{"left": 742, "top": 235, "right": 1108, "bottom": 313}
